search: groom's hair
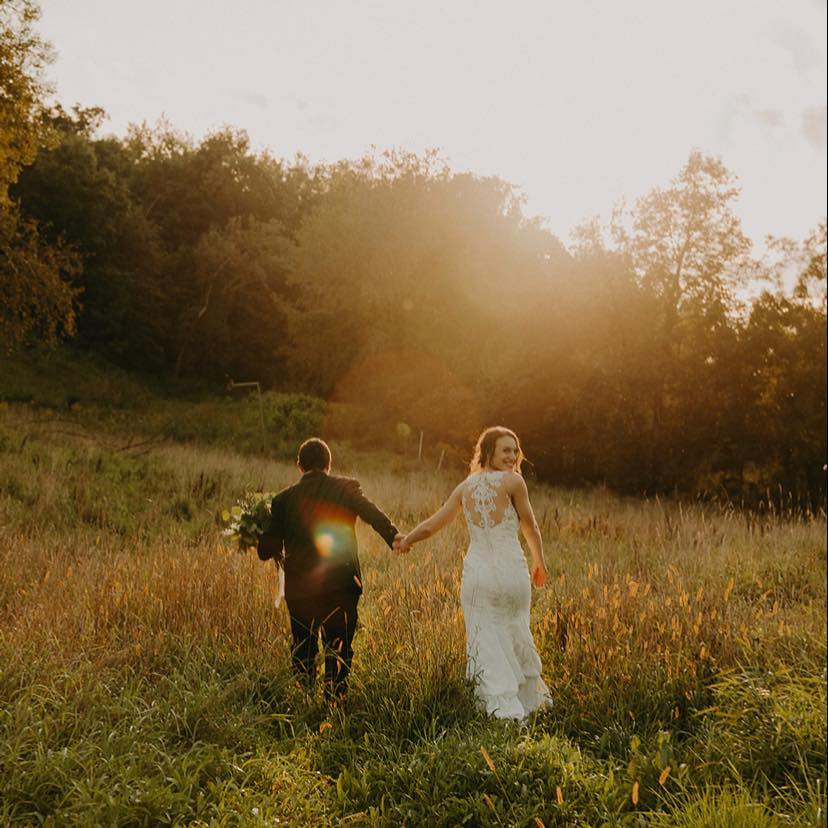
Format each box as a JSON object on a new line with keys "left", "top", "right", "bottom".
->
{"left": 298, "top": 437, "right": 332, "bottom": 471}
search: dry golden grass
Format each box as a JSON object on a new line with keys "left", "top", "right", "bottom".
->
{"left": 0, "top": 416, "right": 825, "bottom": 824}
{"left": 2, "top": 436, "right": 823, "bottom": 716}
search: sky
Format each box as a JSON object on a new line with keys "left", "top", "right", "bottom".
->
{"left": 36, "top": 0, "right": 827, "bottom": 249}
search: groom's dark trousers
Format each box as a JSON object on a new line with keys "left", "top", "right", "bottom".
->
{"left": 257, "top": 469, "right": 398, "bottom": 700}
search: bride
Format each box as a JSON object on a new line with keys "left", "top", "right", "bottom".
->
{"left": 398, "top": 426, "right": 552, "bottom": 720}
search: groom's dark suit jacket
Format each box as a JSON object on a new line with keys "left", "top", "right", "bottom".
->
{"left": 257, "top": 470, "right": 398, "bottom": 600}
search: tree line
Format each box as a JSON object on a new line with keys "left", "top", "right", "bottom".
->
{"left": 2, "top": 0, "right": 826, "bottom": 503}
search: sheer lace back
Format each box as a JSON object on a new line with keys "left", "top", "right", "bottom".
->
{"left": 462, "top": 471, "right": 518, "bottom": 533}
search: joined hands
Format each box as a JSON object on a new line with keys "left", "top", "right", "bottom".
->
{"left": 393, "top": 533, "right": 413, "bottom": 554}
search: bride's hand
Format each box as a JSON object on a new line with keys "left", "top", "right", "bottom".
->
{"left": 531, "top": 564, "right": 547, "bottom": 588}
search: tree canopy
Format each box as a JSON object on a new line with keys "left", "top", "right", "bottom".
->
{"left": 2, "top": 2, "right": 825, "bottom": 503}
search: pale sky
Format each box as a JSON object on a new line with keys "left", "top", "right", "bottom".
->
{"left": 37, "top": 0, "right": 827, "bottom": 248}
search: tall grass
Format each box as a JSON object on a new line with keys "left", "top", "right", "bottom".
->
{"left": 0, "top": 407, "right": 825, "bottom": 825}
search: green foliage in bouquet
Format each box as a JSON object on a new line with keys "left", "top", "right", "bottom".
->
{"left": 221, "top": 492, "right": 275, "bottom": 551}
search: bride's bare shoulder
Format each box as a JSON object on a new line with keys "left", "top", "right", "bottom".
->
{"left": 503, "top": 470, "right": 527, "bottom": 491}
{"left": 451, "top": 477, "right": 472, "bottom": 500}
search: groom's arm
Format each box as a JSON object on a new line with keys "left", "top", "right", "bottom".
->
{"left": 344, "top": 479, "right": 399, "bottom": 548}
{"left": 257, "top": 492, "right": 285, "bottom": 563}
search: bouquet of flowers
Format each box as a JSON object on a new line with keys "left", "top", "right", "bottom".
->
{"left": 221, "top": 491, "right": 276, "bottom": 551}
{"left": 221, "top": 491, "right": 285, "bottom": 607}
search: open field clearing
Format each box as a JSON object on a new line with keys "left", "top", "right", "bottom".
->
{"left": 0, "top": 410, "right": 825, "bottom": 826}
{"left": 3, "top": 0, "right": 826, "bottom": 823}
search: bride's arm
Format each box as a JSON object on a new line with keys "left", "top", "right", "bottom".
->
{"left": 400, "top": 482, "right": 464, "bottom": 550}
{"left": 506, "top": 472, "right": 548, "bottom": 586}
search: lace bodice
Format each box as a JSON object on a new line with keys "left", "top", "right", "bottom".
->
{"left": 462, "top": 471, "right": 519, "bottom": 543}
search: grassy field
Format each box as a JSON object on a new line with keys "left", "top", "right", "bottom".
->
{"left": 0, "top": 393, "right": 825, "bottom": 826}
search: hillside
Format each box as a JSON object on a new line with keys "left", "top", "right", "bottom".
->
{"left": 0, "top": 352, "right": 825, "bottom": 824}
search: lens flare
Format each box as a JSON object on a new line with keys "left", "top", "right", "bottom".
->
{"left": 315, "top": 531, "right": 335, "bottom": 558}
{"left": 313, "top": 520, "right": 349, "bottom": 559}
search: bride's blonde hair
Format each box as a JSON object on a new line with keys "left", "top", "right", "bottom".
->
{"left": 470, "top": 426, "right": 524, "bottom": 473}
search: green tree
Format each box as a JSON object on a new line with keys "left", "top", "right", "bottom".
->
{"left": 498, "top": 226, "right": 658, "bottom": 489}
{"left": 0, "top": 0, "right": 52, "bottom": 199}
{"left": 115, "top": 123, "right": 317, "bottom": 376}
{"left": 285, "top": 151, "right": 576, "bottom": 449}
{"left": 12, "top": 106, "right": 165, "bottom": 360}
{"left": 287, "top": 151, "right": 566, "bottom": 387}
{"left": 613, "top": 150, "right": 753, "bottom": 489}
{"left": 0, "top": 211, "right": 79, "bottom": 349}
{"left": 125, "top": 124, "right": 315, "bottom": 248}
{"left": 741, "top": 291, "right": 826, "bottom": 502}
{"left": 737, "top": 223, "right": 828, "bottom": 502}
{"left": 0, "top": 0, "right": 78, "bottom": 351}
{"left": 170, "top": 216, "right": 292, "bottom": 381}
{"left": 14, "top": 118, "right": 316, "bottom": 372}
{"left": 765, "top": 221, "right": 827, "bottom": 310}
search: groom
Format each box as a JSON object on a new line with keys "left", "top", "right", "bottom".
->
{"left": 257, "top": 437, "right": 401, "bottom": 702}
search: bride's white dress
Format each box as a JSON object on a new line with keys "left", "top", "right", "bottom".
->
{"left": 460, "top": 470, "right": 552, "bottom": 720}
